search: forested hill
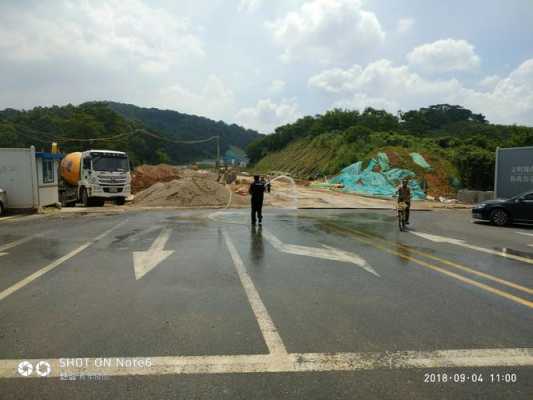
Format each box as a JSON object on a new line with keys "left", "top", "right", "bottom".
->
{"left": 247, "top": 105, "right": 533, "bottom": 191}
{"left": 0, "top": 102, "right": 261, "bottom": 165}
{"left": 104, "top": 101, "right": 261, "bottom": 157}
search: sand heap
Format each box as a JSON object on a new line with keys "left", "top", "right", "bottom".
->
{"left": 132, "top": 169, "right": 233, "bottom": 207}
{"left": 131, "top": 164, "right": 181, "bottom": 193}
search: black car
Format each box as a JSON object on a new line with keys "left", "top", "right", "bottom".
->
{"left": 472, "top": 190, "right": 533, "bottom": 226}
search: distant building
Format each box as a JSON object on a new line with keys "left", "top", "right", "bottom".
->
{"left": 223, "top": 147, "right": 249, "bottom": 167}
{"left": 0, "top": 146, "right": 62, "bottom": 211}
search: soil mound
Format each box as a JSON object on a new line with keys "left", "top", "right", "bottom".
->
{"left": 131, "top": 164, "right": 181, "bottom": 193}
{"left": 133, "top": 176, "right": 231, "bottom": 207}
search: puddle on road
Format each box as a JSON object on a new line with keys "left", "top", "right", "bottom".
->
{"left": 112, "top": 229, "right": 143, "bottom": 244}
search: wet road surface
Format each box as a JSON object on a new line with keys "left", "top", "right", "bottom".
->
{"left": 0, "top": 208, "right": 532, "bottom": 399}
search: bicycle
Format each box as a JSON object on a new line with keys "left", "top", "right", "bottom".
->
{"left": 397, "top": 201, "right": 408, "bottom": 232}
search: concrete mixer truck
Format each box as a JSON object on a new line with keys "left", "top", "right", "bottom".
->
{"left": 59, "top": 150, "right": 131, "bottom": 207}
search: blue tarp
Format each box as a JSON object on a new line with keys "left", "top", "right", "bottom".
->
{"left": 410, "top": 152, "right": 431, "bottom": 170}
{"left": 329, "top": 152, "right": 426, "bottom": 199}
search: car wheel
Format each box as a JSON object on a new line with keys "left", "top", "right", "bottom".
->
{"left": 490, "top": 208, "right": 509, "bottom": 226}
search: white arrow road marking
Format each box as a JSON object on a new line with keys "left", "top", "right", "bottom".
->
{"left": 0, "top": 232, "right": 49, "bottom": 254}
{"left": 0, "top": 348, "right": 531, "bottom": 378}
{"left": 133, "top": 228, "right": 174, "bottom": 280}
{"left": 0, "top": 221, "right": 127, "bottom": 302}
{"left": 410, "top": 231, "right": 533, "bottom": 265}
{"left": 261, "top": 229, "right": 379, "bottom": 277}
{"left": 516, "top": 231, "right": 533, "bottom": 237}
{"left": 0, "top": 253, "right": 6, "bottom": 257}
{"left": 223, "top": 231, "right": 287, "bottom": 355}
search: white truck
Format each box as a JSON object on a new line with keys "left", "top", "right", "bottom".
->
{"left": 59, "top": 150, "right": 131, "bottom": 207}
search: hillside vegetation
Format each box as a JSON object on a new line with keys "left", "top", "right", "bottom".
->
{"left": 105, "top": 102, "right": 261, "bottom": 162}
{"left": 0, "top": 102, "right": 260, "bottom": 166}
{"left": 248, "top": 105, "right": 533, "bottom": 191}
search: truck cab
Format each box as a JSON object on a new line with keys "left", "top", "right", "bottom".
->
{"left": 60, "top": 150, "right": 131, "bottom": 207}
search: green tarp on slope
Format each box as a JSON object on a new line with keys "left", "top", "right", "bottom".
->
{"left": 329, "top": 152, "right": 426, "bottom": 199}
{"left": 410, "top": 152, "right": 431, "bottom": 170}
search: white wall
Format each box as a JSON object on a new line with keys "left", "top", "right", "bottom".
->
{"left": 0, "top": 148, "right": 35, "bottom": 209}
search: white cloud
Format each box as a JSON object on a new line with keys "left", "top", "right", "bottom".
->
{"left": 309, "top": 59, "right": 460, "bottom": 102}
{"left": 238, "top": 0, "right": 262, "bottom": 13}
{"left": 266, "top": 0, "right": 385, "bottom": 64}
{"left": 235, "top": 98, "right": 302, "bottom": 133}
{"left": 478, "top": 75, "right": 501, "bottom": 90}
{"left": 335, "top": 93, "right": 399, "bottom": 113}
{"left": 396, "top": 18, "right": 414, "bottom": 33}
{"left": 0, "top": 0, "right": 207, "bottom": 111}
{"left": 308, "top": 58, "right": 533, "bottom": 125}
{"left": 458, "top": 59, "right": 533, "bottom": 125}
{"left": 407, "top": 39, "right": 480, "bottom": 73}
{"left": 158, "top": 75, "right": 235, "bottom": 120}
{"left": 0, "top": 0, "right": 204, "bottom": 68}
{"left": 268, "top": 79, "right": 286, "bottom": 95}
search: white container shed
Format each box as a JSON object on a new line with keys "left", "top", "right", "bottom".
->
{"left": 0, "top": 146, "right": 61, "bottom": 211}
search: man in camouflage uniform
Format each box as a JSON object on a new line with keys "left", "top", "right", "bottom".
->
{"left": 397, "top": 178, "right": 412, "bottom": 224}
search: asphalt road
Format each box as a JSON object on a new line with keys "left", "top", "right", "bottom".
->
{"left": 0, "top": 208, "right": 532, "bottom": 399}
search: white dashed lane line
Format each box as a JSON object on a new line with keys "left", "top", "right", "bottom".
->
{"left": 0, "top": 220, "right": 127, "bottom": 302}
{"left": 223, "top": 230, "right": 288, "bottom": 356}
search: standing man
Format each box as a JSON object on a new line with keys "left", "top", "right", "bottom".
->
{"left": 249, "top": 175, "right": 266, "bottom": 225}
{"left": 397, "top": 178, "right": 412, "bottom": 225}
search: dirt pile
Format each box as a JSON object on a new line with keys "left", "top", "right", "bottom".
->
{"left": 133, "top": 169, "right": 230, "bottom": 207}
{"left": 131, "top": 164, "right": 181, "bottom": 193}
{"left": 133, "top": 177, "right": 228, "bottom": 207}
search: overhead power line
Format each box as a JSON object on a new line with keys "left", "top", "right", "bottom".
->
{"left": 12, "top": 126, "right": 219, "bottom": 145}
{"left": 56, "top": 131, "right": 132, "bottom": 142}
{"left": 137, "top": 129, "right": 218, "bottom": 145}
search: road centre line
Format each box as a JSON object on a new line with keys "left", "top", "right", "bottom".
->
{"left": 0, "top": 348, "right": 532, "bottom": 378}
{"left": 0, "top": 220, "right": 127, "bottom": 302}
{"left": 334, "top": 226, "right": 533, "bottom": 296}
{"left": 402, "top": 246, "right": 533, "bottom": 296}
{"left": 323, "top": 223, "right": 533, "bottom": 309}
{"left": 223, "top": 230, "right": 287, "bottom": 355}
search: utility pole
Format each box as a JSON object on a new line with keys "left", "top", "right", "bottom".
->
{"left": 216, "top": 135, "right": 220, "bottom": 167}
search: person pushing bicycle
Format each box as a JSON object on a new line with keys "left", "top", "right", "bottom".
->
{"left": 396, "top": 178, "right": 412, "bottom": 225}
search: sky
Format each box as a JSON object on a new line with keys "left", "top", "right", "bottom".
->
{"left": 1, "top": 0, "right": 532, "bottom": 133}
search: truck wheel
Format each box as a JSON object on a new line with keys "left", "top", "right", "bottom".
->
{"left": 0, "top": 202, "right": 4, "bottom": 216}
{"left": 491, "top": 209, "right": 509, "bottom": 226}
{"left": 81, "top": 188, "right": 90, "bottom": 207}
{"left": 114, "top": 198, "right": 126, "bottom": 206}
